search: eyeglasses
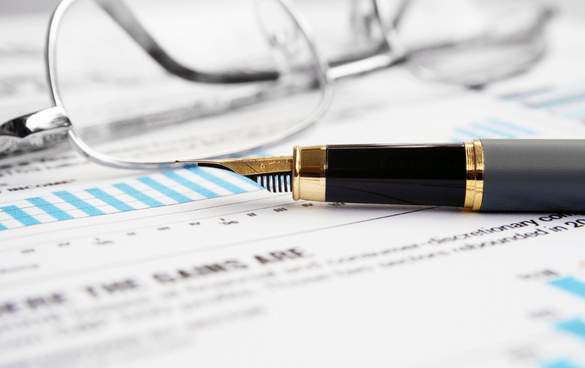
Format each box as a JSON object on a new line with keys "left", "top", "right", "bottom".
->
{"left": 0, "top": 0, "right": 554, "bottom": 170}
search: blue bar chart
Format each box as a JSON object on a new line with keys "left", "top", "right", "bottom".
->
{"left": 542, "top": 276, "right": 585, "bottom": 368}
{"left": 0, "top": 167, "right": 262, "bottom": 231}
{"left": 501, "top": 79, "right": 585, "bottom": 122}
{"left": 541, "top": 360, "right": 585, "bottom": 368}
{"left": 549, "top": 277, "right": 585, "bottom": 300}
{"left": 555, "top": 318, "right": 585, "bottom": 342}
{"left": 450, "top": 117, "right": 537, "bottom": 142}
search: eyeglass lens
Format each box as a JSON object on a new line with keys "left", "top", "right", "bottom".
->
{"left": 51, "top": 0, "right": 329, "bottom": 162}
{"left": 49, "top": 0, "right": 551, "bottom": 165}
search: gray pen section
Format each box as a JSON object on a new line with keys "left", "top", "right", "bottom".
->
{"left": 481, "top": 139, "right": 585, "bottom": 211}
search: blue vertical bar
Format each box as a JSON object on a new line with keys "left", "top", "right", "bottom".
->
{"left": 489, "top": 118, "right": 535, "bottom": 135}
{"left": 53, "top": 191, "right": 105, "bottom": 216}
{"left": 541, "top": 360, "right": 585, "bottom": 368}
{"left": 562, "top": 108, "right": 585, "bottom": 120}
{"left": 471, "top": 123, "right": 516, "bottom": 139}
{"left": 113, "top": 183, "right": 164, "bottom": 208}
{"left": 549, "top": 277, "right": 585, "bottom": 299}
{"left": 502, "top": 87, "right": 552, "bottom": 101}
{"left": 136, "top": 177, "right": 192, "bottom": 203}
{"left": 1, "top": 206, "right": 41, "bottom": 226}
{"left": 187, "top": 168, "right": 249, "bottom": 193}
{"left": 454, "top": 128, "right": 487, "bottom": 140}
{"left": 529, "top": 92, "right": 585, "bottom": 110}
{"left": 162, "top": 171, "right": 219, "bottom": 198}
{"left": 27, "top": 197, "right": 73, "bottom": 221}
{"left": 86, "top": 188, "right": 134, "bottom": 212}
{"left": 555, "top": 318, "right": 585, "bottom": 341}
{"left": 229, "top": 169, "right": 264, "bottom": 189}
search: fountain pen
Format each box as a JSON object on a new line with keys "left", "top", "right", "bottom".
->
{"left": 181, "top": 139, "right": 585, "bottom": 212}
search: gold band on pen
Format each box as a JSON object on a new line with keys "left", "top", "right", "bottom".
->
{"left": 463, "top": 139, "right": 485, "bottom": 211}
{"left": 292, "top": 145, "right": 327, "bottom": 201}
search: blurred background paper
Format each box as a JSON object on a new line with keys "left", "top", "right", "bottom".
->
{"left": 2, "top": 1, "right": 585, "bottom": 368}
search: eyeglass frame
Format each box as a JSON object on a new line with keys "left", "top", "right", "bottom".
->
{"left": 0, "top": 0, "right": 553, "bottom": 169}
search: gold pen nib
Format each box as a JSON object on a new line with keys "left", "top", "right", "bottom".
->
{"left": 177, "top": 145, "right": 327, "bottom": 201}
{"left": 176, "top": 156, "right": 293, "bottom": 193}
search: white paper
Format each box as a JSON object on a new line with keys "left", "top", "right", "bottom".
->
{"left": 1, "top": 7, "right": 585, "bottom": 368}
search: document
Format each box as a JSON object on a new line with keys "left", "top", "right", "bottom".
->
{"left": 1, "top": 7, "right": 585, "bottom": 368}
{"left": 484, "top": 19, "right": 585, "bottom": 126}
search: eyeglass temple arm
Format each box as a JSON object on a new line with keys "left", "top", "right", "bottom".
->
{"left": 97, "top": 0, "right": 414, "bottom": 84}
{"left": 0, "top": 107, "right": 71, "bottom": 157}
{"left": 327, "top": 0, "right": 410, "bottom": 80}
{"left": 94, "top": 0, "right": 279, "bottom": 84}
{"left": 96, "top": 0, "right": 410, "bottom": 83}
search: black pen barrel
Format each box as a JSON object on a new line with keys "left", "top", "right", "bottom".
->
{"left": 292, "top": 144, "right": 467, "bottom": 207}
{"left": 325, "top": 144, "right": 466, "bottom": 206}
{"left": 291, "top": 140, "right": 585, "bottom": 211}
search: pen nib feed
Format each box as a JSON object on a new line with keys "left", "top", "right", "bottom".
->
{"left": 247, "top": 173, "right": 292, "bottom": 193}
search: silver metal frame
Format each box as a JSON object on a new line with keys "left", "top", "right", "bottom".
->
{"left": 51, "top": 0, "right": 334, "bottom": 169}
{"left": 0, "top": 0, "right": 334, "bottom": 169}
